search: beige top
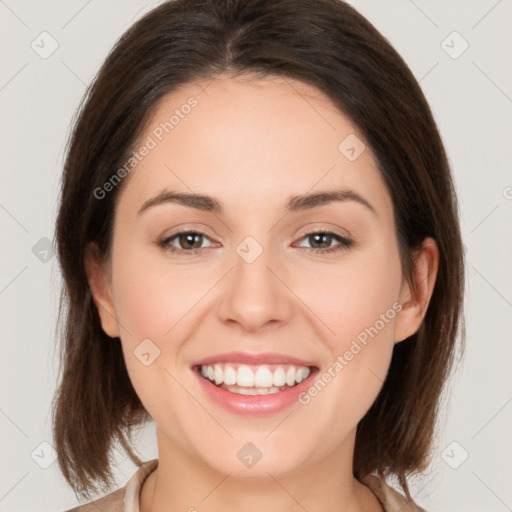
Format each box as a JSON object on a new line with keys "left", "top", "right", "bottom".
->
{"left": 65, "top": 459, "right": 426, "bottom": 512}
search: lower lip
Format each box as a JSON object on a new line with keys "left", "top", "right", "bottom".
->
{"left": 193, "top": 367, "right": 318, "bottom": 416}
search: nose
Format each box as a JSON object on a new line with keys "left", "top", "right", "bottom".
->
{"left": 217, "top": 243, "right": 294, "bottom": 333}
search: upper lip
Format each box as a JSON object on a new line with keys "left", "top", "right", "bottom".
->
{"left": 192, "top": 351, "right": 318, "bottom": 368}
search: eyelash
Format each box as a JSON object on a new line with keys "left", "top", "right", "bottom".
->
{"left": 157, "top": 229, "right": 353, "bottom": 256}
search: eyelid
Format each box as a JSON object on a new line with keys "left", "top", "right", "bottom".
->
{"left": 294, "top": 222, "right": 353, "bottom": 241}
{"left": 159, "top": 228, "right": 217, "bottom": 249}
{"left": 157, "top": 225, "right": 354, "bottom": 257}
{"left": 292, "top": 229, "right": 353, "bottom": 253}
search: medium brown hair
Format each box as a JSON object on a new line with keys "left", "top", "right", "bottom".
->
{"left": 52, "top": 0, "right": 465, "bottom": 503}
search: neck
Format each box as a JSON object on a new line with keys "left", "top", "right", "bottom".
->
{"left": 139, "top": 428, "right": 383, "bottom": 512}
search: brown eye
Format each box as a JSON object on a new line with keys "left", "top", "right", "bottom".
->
{"left": 175, "top": 232, "right": 204, "bottom": 250}
{"left": 158, "top": 230, "right": 214, "bottom": 255}
{"left": 308, "top": 233, "right": 334, "bottom": 249}
{"left": 295, "top": 231, "right": 353, "bottom": 254}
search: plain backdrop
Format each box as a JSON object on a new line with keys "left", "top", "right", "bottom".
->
{"left": 1, "top": 1, "right": 511, "bottom": 511}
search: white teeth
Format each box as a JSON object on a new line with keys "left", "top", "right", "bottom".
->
{"left": 254, "top": 366, "right": 274, "bottom": 387}
{"left": 223, "top": 365, "right": 237, "bottom": 385}
{"left": 198, "top": 362, "right": 313, "bottom": 390}
{"left": 223, "top": 385, "right": 281, "bottom": 395}
{"left": 214, "top": 364, "right": 223, "bottom": 385}
{"left": 272, "top": 366, "right": 286, "bottom": 387}
{"left": 296, "top": 367, "right": 307, "bottom": 383}
{"left": 286, "top": 366, "right": 296, "bottom": 386}
{"left": 237, "top": 365, "right": 255, "bottom": 387}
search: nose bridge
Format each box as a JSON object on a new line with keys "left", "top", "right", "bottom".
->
{"left": 217, "top": 234, "right": 293, "bottom": 331}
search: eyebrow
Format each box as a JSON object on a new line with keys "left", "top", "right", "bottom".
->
{"left": 137, "top": 188, "right": 377, "bottom": 217}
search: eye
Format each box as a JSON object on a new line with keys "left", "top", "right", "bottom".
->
{"left": 158, "top": 230, "right": 215, "bottom": 255}
{"left": 157, "top": 229, "right": 353, "bottom": 256}
{"left": 293, "top": 230, "right": 353, "bottom": 254}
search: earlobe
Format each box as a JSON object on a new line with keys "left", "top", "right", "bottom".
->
{"left": 394, "top": 237, "right": 439, "bottom": 344}
{"left": 84, "top": 243, "right": 120, "bottom": 338}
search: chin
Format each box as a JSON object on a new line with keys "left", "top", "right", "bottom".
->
{"left": 189, "top": 434, "right": 313, "bottom": 479}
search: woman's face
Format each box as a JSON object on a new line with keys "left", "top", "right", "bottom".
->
{"left": 89, "top": 74, "right": 424, "bottom": 479}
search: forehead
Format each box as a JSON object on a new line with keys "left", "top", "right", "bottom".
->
{"left": 117, "top": 74, "right": 393, "bottom": 223}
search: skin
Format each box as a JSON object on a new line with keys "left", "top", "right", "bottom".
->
{"left": 86, "top": 73, "right": 439, "bottom": 512}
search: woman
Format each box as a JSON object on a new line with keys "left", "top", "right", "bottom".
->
{"left": 52, "top": 0, "right": 465, "bottom": 511}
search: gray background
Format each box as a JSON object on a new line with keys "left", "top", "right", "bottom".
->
{"left": 1, "top": 0, "right": 511, "bottom": 511}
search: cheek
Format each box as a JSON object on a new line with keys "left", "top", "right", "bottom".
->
{"left": 111, "top": 231, "right": 403, "bottom": 357}
{"left": 110, "top": 245, "right": 206, "bottom": 342}
{"left": 294, "top": 247, "right": 402, "bottom": 415}
{"left": 296, "top": 246, "right": 403, "bottom": 350}
{"left": 109, "top": 246, "right": 200, "bottom": 427}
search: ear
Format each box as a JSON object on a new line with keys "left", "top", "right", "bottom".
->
{"left": 84, "top": 243, "right": 120, "bottom": 338}
{"left": 394, "top": 237, "right": 439, "bottom": 344}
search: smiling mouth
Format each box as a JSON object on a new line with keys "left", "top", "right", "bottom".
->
{"left": 194, "top": 362, "right": 317, "bottom": 395}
